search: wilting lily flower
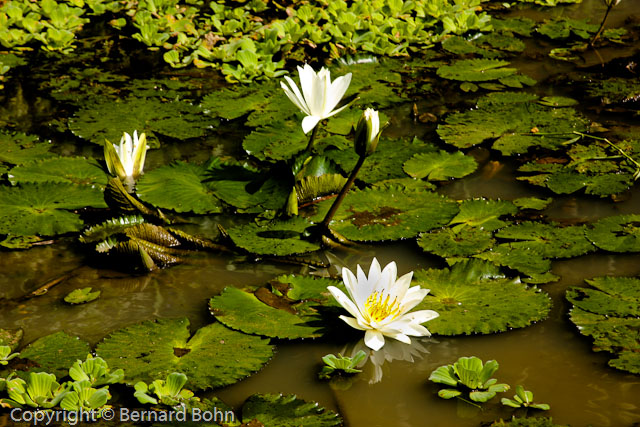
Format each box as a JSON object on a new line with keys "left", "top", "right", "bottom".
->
{"left": 354, "top": 108, "right": 382, "bottom": 157}
{"left": 104, "top": 130, "right": 148, "bottom": 182}
{"left": 327, "top": 258, "right": 439, "bottom": 351}
{"left": 281, "top": 64, "right": 352, "bottom": 134}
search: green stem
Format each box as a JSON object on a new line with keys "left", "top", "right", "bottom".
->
{"left": 319, "top": 155, "right": 366, "bottom": 232}
{"left": 573, "top": 131, "right": 640, "bottom": 172}
{"left": 590, "top": 4, "right": 614, "bottom": 47}
{"left": 305, "top": 123, "right": 320, "bottom": 153}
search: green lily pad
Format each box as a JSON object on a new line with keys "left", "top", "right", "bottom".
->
{"left": 0, "top": 131, "right": 52, "bottom": 166}
{"left": 310, "top": 187, "right": 459, "bottom": 242}
{"left": 537, "top": 18, "right": 598, "bottom": 40}
{"left": 418, "top": 227, "right": 494, "bottom": 257}
{"left": 475, "top": 244, "right": 552, "bottom": 277}
{"left": 414, "top": 259, "right": 552, "bottom": 335}
{"left": 449, "top": 199, "right": 518, "bottom": 232}
{"left": 226, "top": 217, "right": 321, "bottom": 256}
{"left": 64, "top": 287, "right": 101, "bottom": 304}
{"left": 210, "top": 275, "right": 343, "bottom": 339}
{"left": 567, "top": 276, "right": 640, "bottom": 374}
{"left": 495, "top": 222, "right": 595, "bottom": 258}
{"left": 491, "top": 17, "right": 536, "bottom": 37}
{"left": 403, "top": 151, "right": 478, "bottom": 181}
{"left": 69, "top": 97, "right": 213, "bottom": 146}
{"left": 335, "top": 61, "right": 406, "bottom": 107}
{"left": 136, "top": 161, "right": 223, "bottom": 214}
{"left": 0, "top": 183, "right": 106, "bottom": 236}
{"left": 324, "top": 137, "right": 439, "bottom": 184}
{"left": 19, "top": 332, "right": 91, "bottom": 379}
{"left": 437, "top": 93, "right": 589, "bottom": 155}
{"left": 8, "top": 157, "right": 109, "bottom": 187}
{"left": 585, "top": 215, "right": 640, "bottom": 252}
{"left": 512, "top": 197, "right": 553, "bottom": 210}
{"left": 437, "top": 59, "right": 517, "bottom": 82}
{"left": 476, "top": 33, "right": 526, "bottom": 53}
{"left": 241, "top": 393, "right": 342, "bottom": 427}
{"left": 585, "top": 77, "right": 640, "bottom": 105}
{"left": 242, "top": 120, "right": 307, "bottom": 162}
{"left": 96, "top": 318, "right": 274, "bottom": 390}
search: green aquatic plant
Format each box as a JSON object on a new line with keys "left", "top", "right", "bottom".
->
{"left": 2, "top": 372, "right": 69, "bottom": 408}
{"left": 501, "top": 385, "right": 550, "bottom": 410}
{"left": 134, "top": 372, "right": 196, "bottom": 407}
{"left": 0, "top": 345, "right": 19, "bottom": 366}
{"left": 319, "top": 351, "right": 367, "bottom": 379}
{"left": 63, "top": 287, "right": 101, "bottom": 305}
{"left": 591, "top": 0, "right": 623, "bottom": 46}
{"left": 429, "top": 356, "right": 510, "bottom": 403}
{"left": 68, "top": 355, "right": 124, "bottom": 387}
{"left": 59, "top": 380, "right": 111, "bottom": 414}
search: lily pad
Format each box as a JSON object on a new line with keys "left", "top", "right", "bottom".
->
{"left": 418, "top": 227, "right": 494, "bottom": 257}
{"left": 310, "top": 187, "right": 459, "bottom": 242}
{"left": 537, "top": 18, "right": 597, "bottom": 40}
{"left": 96, "top": 318, "right": 274, "bottom": 390}
{"left": 567, "top": 276, "right": 640, "bottom": 374}
{"left": 449, "top": 199, "right": 518, "bottom": 232}
{"left": 19, "top": 332, "right": 91, "bottom": 379}
{"left": 0, "top": 131, "right": 52, "bottom": 166}
{"left": 210, "top": 275, "right": 343, "bottom": 339}
{"left": 585, "top": 215, "right": 640, "bottom": 252}
{"left": 226, "top": 217, "right": 321, "bottom": 256}
{"left": 475, "top": 244, "right": 552, "bottom": 277}
{"left": 437, "top": 59, "right": 517, "bottom": 82}
{"left": 0, "top": 183, "right": 106, "bottom": 236}
{"left": 585, "top": 77, "right": 640, "bottom": 105}
{"left": 495, "top": 222, "right": 595, "bottom": 258}
{"left": 8, "top": 157, "right": 109, "bottom": 187}
{"left": 241, "top": 393, "right": 342, "bottom": 427}
{"left": 403, "top": 151, "right": 478, "bottom": 181}
{"left": 414, "top": 259, "right": 552, "bottom": 335}
{"left": 242, "top": 120, "right": 307, "bottom": 162}
{"left": 334, "top": 60, "right": 406, "bottom": 107}
{"left": 69, "top": 97, "right": 213, "bottom": 146}
{"left": 64, "top": 287, "right": 101, "bottom": 304}
{"left": 512, "top": 197, "right": 553, "bottom": 210}
{"left": 136, "top": 161, "right": 223, "bottom": 214}
{"left": 437, "top": 93, "right": 589, "bottom": 155}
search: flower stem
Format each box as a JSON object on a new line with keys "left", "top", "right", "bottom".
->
{"left": 305, "top": 124, "right": 320, "bottom": 152}
{"left": 573, "top": 131, "right": 640, "bottom": 178}
{"left": 319, "top": 154, "right": 366, "bottom": 232}
{"left": 590, "top": 4, "right": 614, "bottom": 47}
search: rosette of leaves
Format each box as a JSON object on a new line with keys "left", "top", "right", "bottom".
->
{"left": 413, "top": 259, "right": 552, "bottom": 335}
{"left": 0, "top": 345, "right": 19, "bottom": 366}
{"left": 1, "top": 372, "right": 69, "bottom": 409}
{"left": 437, "top": 92, "right": 589, "bottom": 155}
{"left": 501, "top": 385, "right": 550, "bottom": 410}
{"left": 59, "top": 380, "right": 111, "bottom": 414}
{"left": 68, "top": 355, "right": 124, "bottom": 387}
{"left": 210, "top": 275, "right": 345, "bottom": 339}
{"left": 134, "top": 372, "right": 197, "bottom": 407}
{"left": 567, "top": 276, "right": 640, "bottom": 374}
{"left": 319, "top": 351, "right": 367, "bottom": 380}
{"left": 95, "top": 318, "right": 274, "bottom": 390}
{"left": 429, "top": 356, "right": 509, "bottom": 402}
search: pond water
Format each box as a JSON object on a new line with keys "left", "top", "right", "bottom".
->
{"left": 1, "top": 0, "right": 640, "bottom": 426}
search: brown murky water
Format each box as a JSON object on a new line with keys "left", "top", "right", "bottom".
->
{"left": 2, "top": 0, "right": 640, "bottom": 425}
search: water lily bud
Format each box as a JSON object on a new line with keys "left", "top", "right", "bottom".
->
{"left": 354, "top": 108, "right": 381, "bottom": 157}
{"left": 104, "top": 130, "right": 148, "bottom": 182}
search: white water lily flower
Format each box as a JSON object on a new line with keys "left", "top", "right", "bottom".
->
{"left": 354, "top": 108, "right": 382, "bottom": 157}
{"left": 104, "top": 130, "right": 148, "bottom": 181}
{"left": 327, "top": 258, "right": 439, "bottom": 351}
{"left": 281, "top": 64, "right": 352, "bottom": 134}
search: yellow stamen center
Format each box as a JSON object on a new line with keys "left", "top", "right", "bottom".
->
{"left": 364, "top": 292, "right": 401, "bottom": 322}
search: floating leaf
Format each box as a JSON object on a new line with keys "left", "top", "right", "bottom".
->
{"left": 8, "top": 157, "right": 109, "bottom": 187}
{"left": 449, "top": 199, "right": 518, "bottom": 232}
{"left": 310, "top": 187, "right": 458, "bottom": 242}
{"left": 210, "top": 275, "right": 343, "bottom": 339}
{"left": 0, "top": 131, "right": 52, "bottom": 166}
{"left": 512, "top": 197, "right": 552, "bottom": 210}
{"left": 414, "top": 260, "right": 551, "bottom": 335}
{"left": 226, "top": 217, "right": 321, "bottom": 256}
{"left": 241, "top": 393, "right": 342, "bottom": 427}
{"left": 64, "top": 287, "right": 101, "bottom": 304}
{"left": 242, "top": 120, "right": 307, "bottom": 162}
{"left": 334, "top": 61, "right": 406, "bottom": 107}
{"left": 537, "top": 18, "right": 598, "bottom": 40}
{"left": 437, "top": 59, "right": 517, "bottom": 82}
{"left": 495, "top": 222, "right": 595, "bottom": 258}
{"left": 403, "top": 151, "right": 477, "bottom": 181}
{"left": 136, "top": 161, "right": 223, "bottom": 214}
{"left": 585, "top": 215, "right": 640, "bottom": 253}
{"left": 585, "top": 77, "right": 640, "bottom": 105}
{"left": 437, "top": 93, "right": 589, "bottom": 155}
{"left": 19, "top": 332, "right": 91, "bottom": 379}
{"left": 418, "top": 227, "right": 494, "bottom": 257}
{"left": 69, "top": 97, "right": 213, "bottom": 146}
{"left": 475, "top": 244, "right": 551, "bottom": 277}
{"left": 567, "top": 276, "right": 640, "bottom": 374}
{"left": 96, "top": 318, "right": 274, "bottom": 390}
{"left": 0, "top": 183, "right": 106, "bottom": 236}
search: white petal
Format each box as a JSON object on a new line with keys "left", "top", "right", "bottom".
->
{"left": 405, "top": 309, "right": 440, "bottom": 324}
{"left": 341, "top": 266, "right": 359, "bottom": 302}
{"left": 281, "top": 78, "right": 310, "bottom": 115}
{"left": 364, "top": 330, "right": 385, "bottom": 351}
{"left": 327, "top": 286, "right": 363, "bottom": 321}
{"left": 398, "top": 286, "right": 429, "bottom": 314}
{"left": 339, "top": 315, "right": 367, "bottom": 331}
{"left": 384, "top": 331, "right": 412, "bottom": 345}
{"left": 301, "top": 115, "right": 321, "bottom": 134}
{"left": 393, "top": 271, "right": 413, "bottom": 302}
{"left": 325, "top": 72, "right": 351, "bottom": 114}
{"left": 298, "top": 64, "right": 316, "bottom": 108}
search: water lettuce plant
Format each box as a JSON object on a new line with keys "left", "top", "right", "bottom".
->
{"left": 2, "top": 372, "right": 69, "bottom": 408}
{"left": 134, "top": 372, "right": 196, "bottom": 407}
{"left": 0, "top": 346, "right": 19, "bottom": 366}
{"left": 429, "top": 356, "right": 509, "bottom": 403}
{"left": 319, "top": 351, "right": 367, "bottom": 380}
{"left": 68, "top": 355, "right": 124, "bottom": 387}
{"left": 501, "top": 385, "right": 550, "bottom": 410}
